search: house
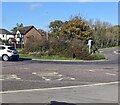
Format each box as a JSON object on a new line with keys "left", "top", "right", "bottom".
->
{"left": 0, "top": 29, "right": 15, "bottom": 41}
{"left": 15, "top": 26, "right": 42, "bottom": 45}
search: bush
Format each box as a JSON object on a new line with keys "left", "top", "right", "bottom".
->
{"left": 90, "top": 53, "right": 105, "bottom": 60}
{"left": 48, "top": 39, "right": 94, "bottom": 60}
{"left": 25, "top": 38, "right": 49, "bottom": 53}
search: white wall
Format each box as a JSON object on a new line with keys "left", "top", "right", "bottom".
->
{"left": 0, "top": 34, "right": 14, "bottom": 40}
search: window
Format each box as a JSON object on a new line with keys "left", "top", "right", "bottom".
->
{"left": 3, "top": 35, "right": 4, "bottom": 38}
{"left": 0, "top": 46, "right": 5, "bottom": 50}
{"left": 8, "top": 47, "right": 15, "bottom": 50}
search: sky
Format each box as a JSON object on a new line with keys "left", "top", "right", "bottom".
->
{"left": 1, "top": 2, "right": 118, "bottom": 31}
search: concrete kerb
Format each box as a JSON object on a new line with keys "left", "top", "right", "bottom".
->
{"left": 32, "top": 58, "right": 108, "bottom": 63}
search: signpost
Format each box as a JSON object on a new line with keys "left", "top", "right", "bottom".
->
{"left": 87, "top": 39, "right": 93, "bottom": 53}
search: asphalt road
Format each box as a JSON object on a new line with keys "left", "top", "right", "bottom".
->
{"left": 0, "top": 47, "right": 119, "bottom": 103}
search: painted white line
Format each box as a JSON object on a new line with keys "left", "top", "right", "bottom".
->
{"left": 70, "top": 78, "right": 75, "bottom": 80}
{"left": 53, "top": 72, "right": 58, "bottom": 75}
{"left": 42, "top": 76, "right": 51, "bottom": 81}
{"left": 106, "top": 73, "right": 116, "bottom": 76}
{"left": 58, "top": 74, "right": 63, "bottom": 77}
{"left": 0, "top": 81, "right": 118, "bottom": 94}
{"left": 113, "top": 50, "right": 120, "bottom": 54}
{"left": 16, "top": 78, "right": 21, "bottom": 80}
{"left": 45, "top": 79, "right": 51, "bottom": 81}
{"left": 58, "top": 78, "right": 63, "bottom": 81}
{"left": 89, "top": 70, "right": 95, "bottom": 72}
{"left": 32, "top": 72, "right": 37, "bottom": 75}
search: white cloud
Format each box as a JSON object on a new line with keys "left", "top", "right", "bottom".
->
{"left": 30, "top": 4, "right": 42, "bottom": 10}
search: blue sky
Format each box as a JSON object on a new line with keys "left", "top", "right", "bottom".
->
{"left": 2, "top": 2, "right": 118, "bottom": 31}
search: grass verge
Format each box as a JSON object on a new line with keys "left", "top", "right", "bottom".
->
{"left": 20, "top": 53, "right": 105, "bottom": 61}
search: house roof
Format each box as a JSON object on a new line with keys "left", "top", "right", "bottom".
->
{"left": 17, "top": 26, "right": 34, "bottom": 35}
{"left": 0, "top": 29, "right": 14, "bottom": 35}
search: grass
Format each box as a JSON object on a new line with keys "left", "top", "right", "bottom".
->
{"left": 91, "top": 53, "right": 106, "bottom": 60}
{"left": 20, "top": 54, "right": 77, "bottom": 60}
{"left": 20, "top": 53, "right": 105, "bottom": 61}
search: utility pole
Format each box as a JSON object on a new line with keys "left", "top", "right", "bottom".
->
{"left": 46, "top": 12, "right": 49, "bottom": 40}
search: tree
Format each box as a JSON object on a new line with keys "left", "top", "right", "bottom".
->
{"left": 49, "top": 16, "right": 92, "bottom": 41}
{"left": 11, "top": 23, "right": 23, "bottom": 33}
{"left": 49, "top": 20, "right": 63, "bottom": 39}
{"left": 62, "top": 16, "right": 92, "bottom": 41}
{"left": 86, "top": 19, "right": 119, "bottom": 48}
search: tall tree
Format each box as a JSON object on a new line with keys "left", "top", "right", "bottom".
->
{"left": 11, "top": 23, "right": 24, "bottom": 33}
{"left": 49, "top": 16, "right": 92, "bottom": 41}
{"left": 49, "top": 20, "right": 63, "bottom": 38}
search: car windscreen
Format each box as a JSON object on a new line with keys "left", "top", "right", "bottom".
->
{"left": 8, "top": 47, "right": 16, "bottom": 50}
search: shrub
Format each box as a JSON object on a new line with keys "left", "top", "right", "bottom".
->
{"left": 25, "top": 38, "right": 49, "bottom": 53}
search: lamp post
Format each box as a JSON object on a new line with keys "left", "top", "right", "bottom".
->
{"left": 46, "top": 12, "right": 49, "bottom": 40}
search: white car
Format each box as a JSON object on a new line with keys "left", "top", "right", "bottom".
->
{"left": 0, "top": 45, "right": 19, "bottom": 61}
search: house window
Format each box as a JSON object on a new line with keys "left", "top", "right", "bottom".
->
{"left": 3, "top": 35, "right": 4, "bottom": 38}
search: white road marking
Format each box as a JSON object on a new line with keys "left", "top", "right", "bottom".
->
{"left": 58, "top": 78, "right": 63, "bottom": 81}
{"left": 0, "top": 81, "right": 118, "bottom": 94}
{"left": 0, "top": 74, "right": 21, "bottom": 80}
{"left": 113, "top": 50, "right": 120, "bottom": 54}
{"left": 70, "top": 78, "right": 75, "bottom": 80}
{"left": 42, "top": 76, "right": 51, "bottom": 81}
{"left": 58, "top": 74, "right": 63, "bottom": 77}
{"left": 16, "top": 78, "right": 21, "bottom": 80}
{"left": 53, "top": 72, "right": 58, "bottom": 75}
{"left": 106, "top": 73, "right": 116, "bottom": 76}
{"left": 88, "top": 70, "right": 95, "bottom": 72}
{"left": 32, "top": 72, "right": 37, "bottom": 75}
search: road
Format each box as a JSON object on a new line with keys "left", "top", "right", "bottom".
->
{"left": 0, "top": 47, "right": 119, "bottom": 103}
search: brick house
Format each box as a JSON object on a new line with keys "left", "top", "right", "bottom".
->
{"left": 15, "top": 26, "right": 42, "bottom": 45}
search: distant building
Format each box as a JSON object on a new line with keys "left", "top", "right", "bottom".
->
{"left": 15, "top": 26, "right": 42, "bottom": 44}
{"left": 0, "top": 29, "right": 14, "bottom": 41}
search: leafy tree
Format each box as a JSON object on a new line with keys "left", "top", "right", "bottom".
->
{"left": 49, "top": 16, "right": 92, "bottom": 41}
{"left": 49, "top": 20, "right": 63, "bottom": 38}
{"left": 62, "top": 16, "right": 92, "bottom": 41}
{"left": 86, "top": 19, "right": 119, "bottom": 48}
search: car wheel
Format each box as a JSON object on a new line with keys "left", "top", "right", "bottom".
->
{"left": 2, "top": 55, "right": 9, "bottom": 61}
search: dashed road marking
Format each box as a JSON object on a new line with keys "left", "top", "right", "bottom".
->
{"left": 32, "top": 72, "right": 37, "bottom": 75}
{"left": 0, "top": 74, "right": 21, "bottom": 80}
{"left": 42, "top": 76, "right": 51, "bottom": 81}
{"left": 113, "top": 50, "right": 120, "bottom": 54}
{"left": 88, "top": 70, "right": 95, "bottom": 72}
{"left": 32, "top": 72, "right": 75, "bottom": 81}
{"left": 106, "top": 73, "right": 116, "bottom": 76}
{"left": 58, "top": 74, "right": 63, "bottom": 77}
{"left": 70, "top": 78, "right": 75, "bottom": 80}
{"left": 58, "top": 78, "right": 63, "bottom": 81}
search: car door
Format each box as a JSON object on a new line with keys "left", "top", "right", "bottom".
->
{"left": 0, "top": 46, "right": 3, "bottom": 57}
{"left": 0, "top": 46, "right": 6, "bottom": 57}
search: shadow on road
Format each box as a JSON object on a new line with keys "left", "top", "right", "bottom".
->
{"left": 18, "top": 58, "right": 32, "bottom": 61}
{"left": 48, "top": 101, "right": 76, "bottom": 105}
